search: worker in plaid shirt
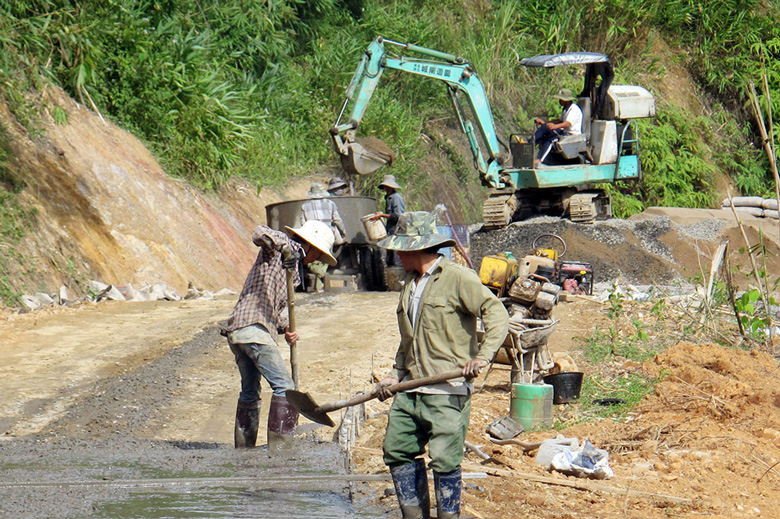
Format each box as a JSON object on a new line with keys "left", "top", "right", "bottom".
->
{"left": 225, "top": 220, "right": 337, "bottom": 449}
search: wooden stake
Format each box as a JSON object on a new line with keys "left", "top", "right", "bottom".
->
{"left": 726, "top": 191, "right": 774, "bottom": 334}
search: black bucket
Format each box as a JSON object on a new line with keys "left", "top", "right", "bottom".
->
{"left": 542, "top": 372, "right": 584, "bottom": 404}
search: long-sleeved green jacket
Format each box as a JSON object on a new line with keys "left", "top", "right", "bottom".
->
{"left": 388, "top": 256, "right": 510, "bottom": 382}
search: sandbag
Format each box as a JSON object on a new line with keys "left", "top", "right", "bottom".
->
{"left": 733, "top": 206, "right": 764, "bottom": 217}
{"left": 722, "top": 196, "right": 765, "bottom": 208}
{"left": 762, "top": 198, "right": 779, "bottom": 210}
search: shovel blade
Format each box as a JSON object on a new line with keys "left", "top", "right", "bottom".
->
{"left": 286, "top": 390, "right": 335, "bottom": 427}
{"left": 486, "top": 415, "right": 524, "bottom": 440}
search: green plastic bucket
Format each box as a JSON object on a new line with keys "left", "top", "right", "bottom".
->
{"left": 510, "top": 383, "right": 553, "bottom": 431}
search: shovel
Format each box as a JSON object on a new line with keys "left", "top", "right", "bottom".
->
{"left": 286, "top": 370, "right": 464, "bottom": 427}
{"left": 281, "top": 245, "right": 299, "bottom": 389}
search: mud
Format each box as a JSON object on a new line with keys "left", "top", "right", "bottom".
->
{"left": 0, "top": 436, "right": 380, "bottom": 518}
{"left": 0, "top": 293, "right": 401, "bottom": 517}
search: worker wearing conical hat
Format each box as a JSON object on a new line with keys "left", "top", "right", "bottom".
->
{"left": 326, "top": 176, "right": 348, "bottom": 196}
{"left": 224, "top": 220, "right": 336, "bottom": 449}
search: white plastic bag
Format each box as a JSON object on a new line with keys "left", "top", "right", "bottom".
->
{"left": 551, "top": 439, "right": 613, "bottom": 479}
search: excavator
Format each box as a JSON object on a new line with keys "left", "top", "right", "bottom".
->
{"left": 329, "top": 36, "right": 656, "bottom": 227}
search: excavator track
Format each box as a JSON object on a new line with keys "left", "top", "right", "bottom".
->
{"left": 482, "top": 195, "right": 516, "bottom": 229}
{"left": 568, "top": 191, "right": 612, "bottom": 223}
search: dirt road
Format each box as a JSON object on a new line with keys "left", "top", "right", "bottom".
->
{"left": 0, "top": 288, "right": 600, "bottom": 518}
{"left": 0, "top": 292, "right": 406, "bottom": 443}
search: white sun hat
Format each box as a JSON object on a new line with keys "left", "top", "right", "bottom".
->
{"left": 285, "top": 220, "right": 338, "bottom": 266}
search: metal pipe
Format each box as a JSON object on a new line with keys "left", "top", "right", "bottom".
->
{"left": 335, "top": 98, "right": 349, "bottom": 127}
{"left": 383, "top": 38, "right": 464, "bottom": 63}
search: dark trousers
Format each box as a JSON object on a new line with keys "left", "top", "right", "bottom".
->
{"left": 534, "top": 126, "right": 565, "bottom": 161}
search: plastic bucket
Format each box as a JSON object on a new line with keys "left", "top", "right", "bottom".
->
{"left": 361, "top": 214, "right": 387, "bottom": 242}
{"left": 542, "top": 372, "right": 584, "bottom": 404}
{"left": 510, "top": 383, "right": 553, "bottom": 431}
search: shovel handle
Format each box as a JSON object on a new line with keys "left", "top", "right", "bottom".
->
{"left": 317, "top": 370, "right": 464, "bottom": 413}
{"left": 282, "top": 245, "right": 298, "bottom": 389}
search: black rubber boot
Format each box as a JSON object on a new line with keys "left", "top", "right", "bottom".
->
{"left": 390, "top": 458, "right": 430, "bottom": 519}
{"left": 234, "top": 399, "right": 260, "bottom": 448}
{"left": 267, "top": 393, "right": 298, "bottom": 449}
{"left": 434, "top": 468, "right": 462, "bottom": 519}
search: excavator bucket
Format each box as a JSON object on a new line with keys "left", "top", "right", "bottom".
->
{"left": 340, "top": 137, "right": 395, "bottom": 176}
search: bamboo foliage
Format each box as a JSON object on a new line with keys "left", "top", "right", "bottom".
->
{"left": 0, "top": 0, "right": 777, "bottom": 208}
{"left": 747, "top": 80, "right": 780, "bottom": 244}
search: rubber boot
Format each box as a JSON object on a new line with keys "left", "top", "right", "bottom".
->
{"left": 434, "top": 468, "right": 462, "bottom": 519}
{"left": 234, "top": 399, "right": 261, "bottom": 448}
{"left": 267, "top": 393, "right": 298, "bottom": 450}
{"left": 390, "top": 458, "right": 430, "bottom": 519}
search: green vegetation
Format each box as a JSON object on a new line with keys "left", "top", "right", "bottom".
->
{"left": 0, "top": 0, "right": 775, "bottom": 301}
{"left": 0, "top": 0, "right": 776, "bottom": 212}
{"left": 0, "top": 129, "right": 32, "bottom": 305}
{"left": 570, "top": 372, "right": 659, "bottom": 424}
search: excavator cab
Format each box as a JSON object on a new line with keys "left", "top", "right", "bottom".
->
{"left": 519, "top": 52, "right": 614, "bottom": 166}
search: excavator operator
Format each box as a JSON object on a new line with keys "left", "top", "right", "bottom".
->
{"left": 533, "top": 88, "right": 583, "bottom": 165}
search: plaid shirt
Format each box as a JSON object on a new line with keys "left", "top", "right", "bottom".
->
{"left": 226, "top": 226, "right": 302, "bottom": 340}
{"left": 301, "top": 197, "right": 343, "bottom": 228}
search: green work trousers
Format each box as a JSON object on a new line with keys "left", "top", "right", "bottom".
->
{"left": 383, "top": 391, "right": 471, "bottom": 474}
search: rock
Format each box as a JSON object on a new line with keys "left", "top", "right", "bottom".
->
{"left": 34, "top": 292, "right": 55, "bottom": 306}
{"left": 116, "top": 283, "right": 145, "bottom": 301}
{"left": 20, "top": 295, "right": 43, "bottom": 312}
{"left": 139, "top": 283, "right": 179, "bottom": 301}
{"left": 58, "top": 286, "right": 72, "bottom": 305}
{"left": 525, "top": 492, "right": 547, "bottom": 507}
{"left": 105, "top": 286, "right": 126, "bottom": 301}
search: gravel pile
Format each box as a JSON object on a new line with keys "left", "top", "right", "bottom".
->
{"left": 678, "top": 218, "right": 727, "bottom": 241}
{"left": 469, "top": 215, "right": 710, "bottom": 285}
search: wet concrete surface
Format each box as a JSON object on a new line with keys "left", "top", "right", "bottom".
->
{"left": 0, "top": 437, "right": 384, "bottom": 518}
{"left": 0, "top": 324, "right": 387, "bottom": 518}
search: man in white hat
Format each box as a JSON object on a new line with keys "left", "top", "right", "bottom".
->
{"left": 224, "top": 220, "right": 337, "bottom": 449}
{"left": 375, "top": 210, "right": 509, "bottom": 519}
{"left": 301, "top": 182, "right": 346, "bottom": 290}
{"left": 533, "top": 87, "right": 583, "bottom": 165}
{"left": 371, "top": 174, "right": 405, "bottom": 266}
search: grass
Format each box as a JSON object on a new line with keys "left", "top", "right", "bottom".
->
{"left": 560, "top": 371, "right": 660, "bottom": 426}
{"left": 0, "top": 0, "right": 775, "bottom": 208}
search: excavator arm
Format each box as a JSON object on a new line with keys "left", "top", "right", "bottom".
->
{"left": 330, "top": 36, "right": 509, "bottom": 189}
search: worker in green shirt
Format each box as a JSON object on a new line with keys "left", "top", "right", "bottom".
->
{"left": 375, "top": 210, "right": 509, "bottom": 519}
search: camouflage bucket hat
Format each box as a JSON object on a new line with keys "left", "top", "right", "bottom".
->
{"left": 377, "top": 211, "right": 456, "bottom": 251}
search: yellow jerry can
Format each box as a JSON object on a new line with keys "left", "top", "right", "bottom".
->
{"left": 479, "top": 253, "right": 518, "bottom": 296}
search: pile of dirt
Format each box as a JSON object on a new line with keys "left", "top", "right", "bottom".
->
{"left": 352, "top": 341, "right": 780, "bottom": 518}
